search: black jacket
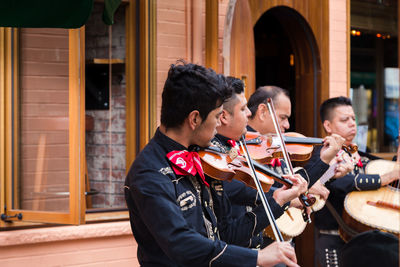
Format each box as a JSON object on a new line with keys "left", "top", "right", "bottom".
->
{"left": 125, "top": 128, "right": 272, "bottom": 266}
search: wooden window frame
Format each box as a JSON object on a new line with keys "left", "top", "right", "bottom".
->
{"left": 0, "top": 28, "right": 85, "bottom": 227}
{"left": 126, "top": 0, "right": 157, "bottom": 166}
{"left": 0, "top": 0, "right": 157, "bottom": 227}
{"left": 85, "top": 0, "right": 157, "bottom": 222}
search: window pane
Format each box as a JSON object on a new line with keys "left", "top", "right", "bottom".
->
{"left": 85, "top": 4, "right": 126, "bottom": 210}
{"left": 16, "top": 28, "right": 70, "bottom": 211}
{"left": 350, "top": 0, "right": 398, "bottom": 153}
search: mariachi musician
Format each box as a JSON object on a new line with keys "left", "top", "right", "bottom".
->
{"left": 246, "top": 86, "right": 345, "bottom": 190}
{"left": 309, "top": 96, "right": 400, "bottom": 267}
{"left": 211, "top": 77, "right": 308, "bottom": 249}
{"left": 241, "top": 86, "right": 344, "bottom": 247}
{"left": 124, "top": 62, "right": 299, "bottom": 267}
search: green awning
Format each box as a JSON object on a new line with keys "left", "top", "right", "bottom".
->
{"left": 102, "top": 0, "right": 122, "bottom": 25}
{"left": 0, "top": 0, "right": 121, "bottom": 28}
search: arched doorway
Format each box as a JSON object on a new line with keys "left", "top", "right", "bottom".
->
{"left": 254, "top": 7, "right": 321, "bottom": 135}
{"left": 226, "top": 3, "right": 326, "bottom": 265}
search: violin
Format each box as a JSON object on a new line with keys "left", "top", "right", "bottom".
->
{"left": 244, "top": 131, "right": 358, "bottom": 165}
{"left": 198, "top": 145, "right": 297, "bottom": 192}
{"left": 244, "top": 132, "right": 316, "bottom": 163}
{"left": 198, "top": 146, "right": 274, "bottom": 192}
{"left": 198, "top": 145, "right": 314, "bottom": 206}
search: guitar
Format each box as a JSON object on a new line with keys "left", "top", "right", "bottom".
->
{"left": 312, "top": 150, "right": 354, "bottom": 212}
{"left": 340, "top": 155, "right": 400, "bottom": 242}
{"left": 264, "top": 150, "right": 351, "bottom": 240}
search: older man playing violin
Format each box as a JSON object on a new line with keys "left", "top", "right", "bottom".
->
{"left": 247, "top": 86, "right": 346, "bottom": 192}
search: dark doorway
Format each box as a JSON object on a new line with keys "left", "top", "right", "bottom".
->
{"left": 254, "top": 12, "right": 296, "bottom": 131}
{"left": 253, "top": 7, "right": 321, "bottom": 137}
{"left": 252, "top": 7, "right": 321, "bottom": 267}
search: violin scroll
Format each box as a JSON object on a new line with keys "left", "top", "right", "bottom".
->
{"left": 343, "top": 143, "right": 358, "bottom": 154}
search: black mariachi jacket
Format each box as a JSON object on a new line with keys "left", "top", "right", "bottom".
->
{"left": 211, "top": 134, "right": 288, "bottom": 248}
{"left": 309, "top": 146, "right": 381, "bottom": 230}
{"left": 124, "top": 128, "right": 271, "bottom": 267}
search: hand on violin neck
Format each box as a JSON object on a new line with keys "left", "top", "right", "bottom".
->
{"left": 288, "top": 198, "right": 305, "bottom": 209}
{"left": 320, "top": 134, "right": 345, "bottom": 164}
{"left": 308, "top": 180, "right": 330, "bottom": 201}
{"left": 333, "top": 152, "right": 354, "bottom": 178}
{"left": 273, "top": 174, "right": 308, "bottom": 206}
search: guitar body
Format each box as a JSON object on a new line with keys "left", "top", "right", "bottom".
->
{"left": 311, "top": 195, "right": 325, "bottom": 212}
{"left": 340, "top": 186, "right": 400, "bottom": 242}
{"left": 264, "top": 195, "right": 329, "bottom": 241}
{"left": 264, "top": 207, "right": 307, "bottom": 241}
{"left": 264, "top": 161, "right": 339, "bottom": 241}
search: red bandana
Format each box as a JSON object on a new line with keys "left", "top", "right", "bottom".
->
{"left": 357, "top": 159, "right": 363, "bottom": 168}
{"left": 269, "top": 158, "right": 282, "bottom": 167}
{"left": 227, "top": 139, "right": 241, "bottom": 155}
{"left": 227, "top": 139, "right": 237, "bottom": 148}
{"left": 166, "top": 150, "right": 209, "bottom": 187}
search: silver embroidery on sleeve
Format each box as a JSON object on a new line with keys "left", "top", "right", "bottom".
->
{"left": 354, "top": 174, "right": 361, "bottom": 191}
{"left": 209, "top": 244, "right": 228, "bottom": 267}
{"left": 249, "top": 211, "right": 257, "bottom": 236}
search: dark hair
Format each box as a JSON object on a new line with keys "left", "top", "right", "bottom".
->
{"left": 320, "top": 96, "right": 352, "bottom": 123}
{"left": 160, "top": 61, "right": 231, "bottom": 129}
{"left": 247, "top": 86, "right": 289, "bottom": 119}
{"left": 223, "top": 76, "right": 245, "bottom": 114}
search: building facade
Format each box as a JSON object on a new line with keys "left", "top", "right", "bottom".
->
{"left": 0, "top": 0, "right": 397, "bottom": 266}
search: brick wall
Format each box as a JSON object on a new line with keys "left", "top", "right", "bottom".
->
{"left": 329, "top": 0, "right": 349, "bottom": 97}
{"left": 85, "top": 4, "right": 126, "bottom": 209}
{"left": 156, "top": 0, "right": 188, "bottom": 125}
{"left": 19, "top": 28, "right": 70, "bottom": 211}
{"left": 155, "top": 0, "right": 229, "bottom": 126}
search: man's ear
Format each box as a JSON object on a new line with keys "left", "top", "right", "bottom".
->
{"left": 187, "top": 110, "right": 201, "bottom": 130}
{"left": 323, "top": 120, "right": 332, "bottom": 134}
{"left": 258, "top": 103, "right": 268, "bottom": 121}
{"left": 220, "top": 109, "right": 230, "bottom": 126}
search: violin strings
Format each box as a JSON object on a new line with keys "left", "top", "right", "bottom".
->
{"left": 266, "top": 99, "right": 293, "bottom": 175}
{"left": 239, "top": 138, "right": 284, "bottom": 242}
{"left": 266, "top": 98, "right": 312, "bottom": 223}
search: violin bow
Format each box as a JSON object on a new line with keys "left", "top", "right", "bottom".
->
{"left": 239, "top": 137, "right": 284, "bottom": 242}
{"left": 266, "top": 98, "right": 312, "bottom": 223}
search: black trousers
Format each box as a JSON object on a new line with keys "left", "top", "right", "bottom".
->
{"left": 314, "top": 229, "right": 345, "bottom": 267}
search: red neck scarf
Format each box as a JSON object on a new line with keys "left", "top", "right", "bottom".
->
{"left": 166, "top": 150, "right": 209, "bottom": 187}
{"left": 227, "top": 139, "right": 241, "bottom": 156}
{"left": 357, "top": 159, "right": 363, "bottom": 168}
{"left": 269, "top": 158, "right": 282, "bottom": 167}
